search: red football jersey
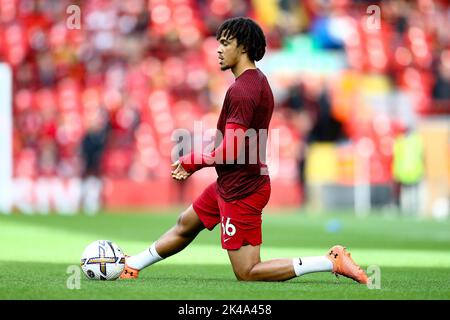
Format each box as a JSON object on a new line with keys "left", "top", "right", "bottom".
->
{"left": 215, "top": 68, "right": 274, "bottom": 201}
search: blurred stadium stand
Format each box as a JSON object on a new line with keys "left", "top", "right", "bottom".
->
{"left": 0, "top": 0, "right": 448, "bottom": 216}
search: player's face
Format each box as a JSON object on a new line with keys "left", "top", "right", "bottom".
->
{"left": 217, "top": 34, "right": 242, "bottom": 71}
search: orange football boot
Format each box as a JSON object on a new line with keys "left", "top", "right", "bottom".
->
{"left": 326, "top": 245, "right": 369, "bottom": 284}
{"left": 119, "top": 256, "right": 139, "bottom": 279}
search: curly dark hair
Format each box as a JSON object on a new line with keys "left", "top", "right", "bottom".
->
{"left": 216, "top": 17, "right": 266, "bottom": 62}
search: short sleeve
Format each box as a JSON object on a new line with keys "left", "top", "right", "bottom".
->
{"left": 226, "top": 87, "right": 257, "bottom": 128}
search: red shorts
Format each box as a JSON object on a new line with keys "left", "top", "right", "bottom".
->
{"left": 192, "top": 181, "right": 271, "bottom": 250}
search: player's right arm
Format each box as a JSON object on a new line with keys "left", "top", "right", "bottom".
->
{"left": 175, "top": 122, "right": 247, "bottom": 177}
{"left": 171, "top": 160, "right": 190, "bottom": 181}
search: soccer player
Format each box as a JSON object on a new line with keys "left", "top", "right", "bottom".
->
{"left": 120, "top": 17, "right": 368, "bottom": 284}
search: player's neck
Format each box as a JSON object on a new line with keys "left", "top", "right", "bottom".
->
{"left": 231, "top": 59, "right": 257, "bottom": 78}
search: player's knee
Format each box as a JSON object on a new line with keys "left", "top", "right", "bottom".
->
{"left": 235, "top": 272, "right": 257, "bottom": 282}
{"left": 233, "top": 267, "right": 257, "bottom": 282}
{"left": 175, "top": 210, "right": 198, "bottom": 238}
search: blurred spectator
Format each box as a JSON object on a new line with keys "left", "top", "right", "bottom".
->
{"left": 392, "top": 128, "right": 425, "bottom": 215}
{"left": 283, "top": 81, "right": 314, "bottom": 203}
{"left": 307, "top": 83, "right": 345, "bottom": 144}
{"left": 432, "top": 50, "right": 450, "bottom": 112}
{"left": 80, "top": 107, "right": 110, "bottom": 213}
{"left": 283, "top": 77, "right": 345, "bottom": 204}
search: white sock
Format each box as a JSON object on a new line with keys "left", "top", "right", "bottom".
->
{"left": 292, "top": 256, "right": 333, "bottom": 277}
{"left": 126, "top": 243, "right": 163, "bottom": 270}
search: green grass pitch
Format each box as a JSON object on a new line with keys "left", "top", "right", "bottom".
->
{"left": 0, "top": 208, "right": 449, "bottom": 300}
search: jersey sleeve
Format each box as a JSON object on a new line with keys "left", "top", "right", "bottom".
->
{"left": 179, "top": 123, "right": 248, "bottom": 174}
{"left": 226, "top": 86, "right": 257, "bottom": 127}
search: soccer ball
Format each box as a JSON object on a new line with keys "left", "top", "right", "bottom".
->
{"left": 80, "top": 240, "right": 126, "bottom": 280}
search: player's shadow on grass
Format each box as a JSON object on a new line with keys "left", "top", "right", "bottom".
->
{"left": 140, "top": 265, "right": 347, "bottom": 285}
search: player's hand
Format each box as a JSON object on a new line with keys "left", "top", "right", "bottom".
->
{"left": 171, "top": 160, "right": 191, "bottom": 181}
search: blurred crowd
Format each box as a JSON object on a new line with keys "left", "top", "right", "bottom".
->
{"left": 0, "top": 0, "right": 449, "bottom": 187}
